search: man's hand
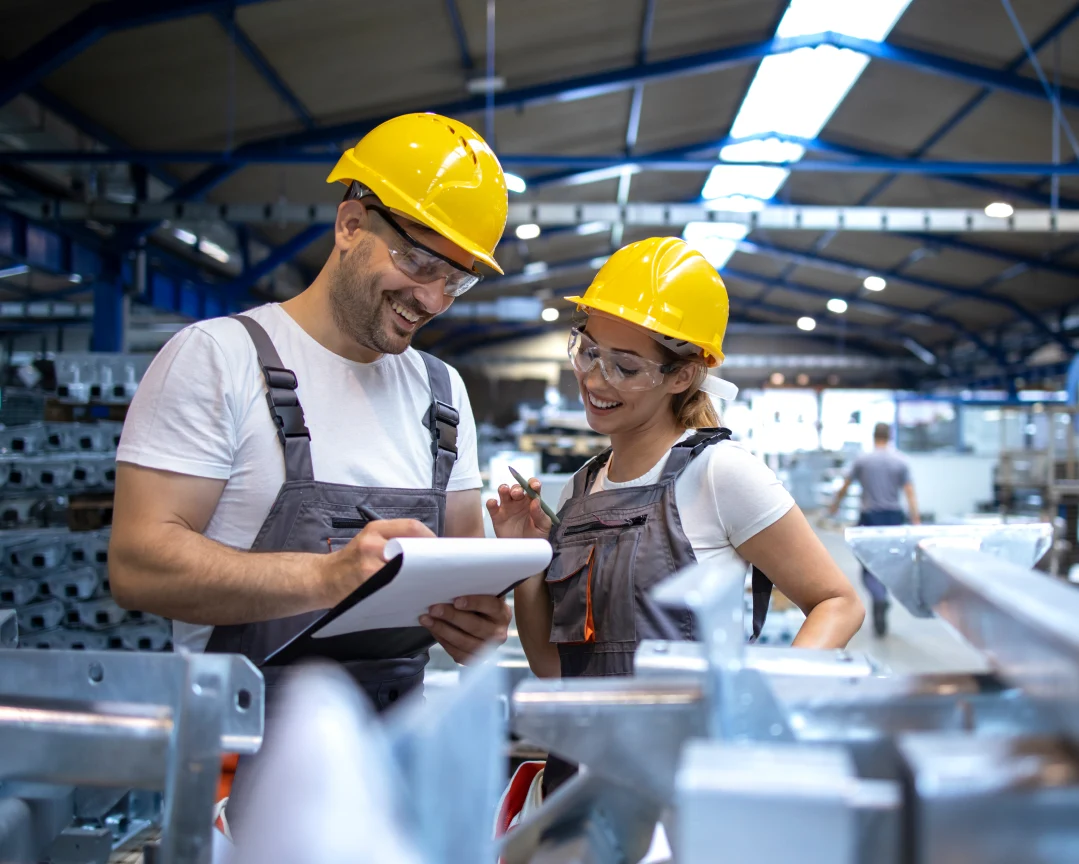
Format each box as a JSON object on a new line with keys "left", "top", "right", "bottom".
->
{"left": 323, "top": 518, "right": 435, "bottom": 606}
{"left": 420, "top": 594, "right": 512, "bottom": 664}
{"left": 486, "top": 479, "right": 552, "bottom": 541}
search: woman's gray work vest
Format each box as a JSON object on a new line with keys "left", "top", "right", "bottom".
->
{"left": 204, "top": 315, "right": 460, "bottom": 711}
{"left": 541, "top": 428, "right": 773, "bottom": 794}
{"left": 546, "top": 427, "right": 773, "bottom": 678}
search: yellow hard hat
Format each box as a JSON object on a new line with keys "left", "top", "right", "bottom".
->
{"left": 327, "top": 113, "right": 507, "bottom": 274}
{"left": 566, "top": 237, "right": 729, "bottom": 365}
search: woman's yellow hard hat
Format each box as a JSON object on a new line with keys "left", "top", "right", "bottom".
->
{"left": 566, "top": 236, "right": 730, "bottom": 365}
{"left": 327, "top": 113, "right": 508, "bottom": 273}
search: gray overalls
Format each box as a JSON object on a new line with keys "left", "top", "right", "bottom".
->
{"left": 204, "top": 315, "right": 460, "bottom": 708}
{"left": 542, "top": 427, "right": 772, "bottom": 793}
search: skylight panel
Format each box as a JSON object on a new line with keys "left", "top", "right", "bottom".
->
{"left": 687, "top": 0, "right": 914, "bottom": 261}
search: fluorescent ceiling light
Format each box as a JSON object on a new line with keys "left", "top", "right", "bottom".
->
{"left": 505, "top": 173, "right": 527, "bottom": 194}
{"left": 703, "top": 194, "right": 768, "bottom": 213}
{"left": 562, "top": 165, "right": 639, "bottom": 187}
{"left": 0, "top": 265, "right": 30, "bottom": 280}
{"left": 826, "top": 298, "right": 848, "bottom": 313}
{"left": 523, "top": 261, "right": 548, "bottom": 275}
{"left": 902, "top": 337, "right": 937, "bottom": 365}
{"left": 589, "top": 255, "right": 611, "bottom": 269}
{"left": 516, "top": 223, "right": 541, "bottom": 240}
{"left": 683, "top": 221, "right": 749, "bottom": 270}
{"left": 701, "top": 0, "right": 913, "bottom": 208}
{"left": 174, "top": 228, "right": 197, "bottom": 245}
{"left": 797, "top": 316, "right": 817, "bottom": 331}
{"left": 198, "top": 238, "right": 230, "bottom": 263}
{"left": 69, "top": 273, "right": 83, "bottom": 284}
{"left": 984, "top": 201, "right": 1014, "bottom": 218}
{"left": 863, "top": 275, "right": 887, "bottom": 292}
{"left": 541, "top": 307, "right": 560, "bottom": 322}
{"left": 576, "top": 221, "right": 610, "bottom": 235}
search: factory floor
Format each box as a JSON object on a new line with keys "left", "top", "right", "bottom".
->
{"left": 815, "top": 525, "right": 989, "bottom": 676}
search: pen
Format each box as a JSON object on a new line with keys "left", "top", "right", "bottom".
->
{"left": 507, "top": 466, "right": 562, "bottom": 527}
{"left": 357, "top": 504, "right": 384, "bottom": 523}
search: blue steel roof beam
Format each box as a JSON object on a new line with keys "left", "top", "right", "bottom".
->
{"left": 896, "top": 233, "right": 1079, "bottom": 279}
{"left": 11, "top": 149, "right": 1079, "bottom": 175}
{"left": 443, "top": 0, "right": 475, "bottom": 74}
{"left": 226, "top": 224, "right": 327, "bottom": 293}
{"left": 215, "top": 10, "right": 315, "bottom": 131}
{"left": 0, "top": 0, "right": 278, "bottom": 111}
{"left": 856, "top": 2, "right": 1079, "bottom": 208}
{"left": 723, "top": 266, "right": 1008, "bottom": 366}
{"left": 526, "top": 129, "right": 1079, "bottom": 204}
{"left": 169, "top": 29, "right": 1079, "bottom": 200}
{"left": 740, "top": 238, "right": 1074, "bottom": 353}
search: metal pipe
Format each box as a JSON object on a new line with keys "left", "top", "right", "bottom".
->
{"left": 0, "top": 703, "right": 171, "bottom": 786}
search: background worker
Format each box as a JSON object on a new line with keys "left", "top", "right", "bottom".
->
{"left": 830, "top": 421, "right": 920, "bottom": 637}
{"left": 489, "top": 237, "right": 864, "bottom": 801}
{"left": 109, "top": 113, "right": 512, "bottom": 736}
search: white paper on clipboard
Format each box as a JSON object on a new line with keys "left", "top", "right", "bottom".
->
{"left": 312, "top": 537, "right": 553, "bottom": 640}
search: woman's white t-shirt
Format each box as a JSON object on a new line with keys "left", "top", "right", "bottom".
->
{"left": 556, "top": 432, "right": 795, "bottom": 579}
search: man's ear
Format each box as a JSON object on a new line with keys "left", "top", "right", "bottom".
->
{"left": 335, "top": 198, "right": 370, "bottom": 252}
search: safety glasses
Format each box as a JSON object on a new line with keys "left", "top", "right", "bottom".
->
{"left": 364, "top": 202, "right": 483, "bottom": 298}
{"left": 568, "top": 328, "right": 681, "bottom": 392}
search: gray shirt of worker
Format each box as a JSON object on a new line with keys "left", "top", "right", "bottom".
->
{"left": 850, "top": 448, "right": 911, "bottom": 513}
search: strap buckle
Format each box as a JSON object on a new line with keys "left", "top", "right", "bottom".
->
{"left": 429, "top": 400, "right": 459, "bottom": 457}
{"left": 262, "top": 365, "right": 297, "bottom": 390}
{"left": 260, "top": 363, "right": 309, "bottom": 446}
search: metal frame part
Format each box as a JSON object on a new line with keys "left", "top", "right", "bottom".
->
{"left": 0, "top": 649, "right": 264, "bottom": 864}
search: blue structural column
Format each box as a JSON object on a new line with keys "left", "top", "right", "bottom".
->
{"left": 1067, "top": 352, "right": 1079, "bottom": 405}
{"left": 91, "top": 280, "right": 125, "bottom": 352}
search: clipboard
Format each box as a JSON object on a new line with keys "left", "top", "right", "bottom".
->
{"left": 264, "top": 537, "right": 551, "bottom": 667}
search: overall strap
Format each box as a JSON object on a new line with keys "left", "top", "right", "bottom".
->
{"left": 577, "top": 449, "right": 612, "bottom": 496}
{"left": 750, "top": 567, "right": 773, "bottom": 643}
{"left": 231, "top": 315, "right": 314, "bottom": 482}
{"left": 658, "top": 427, "right": 732, "bottom": 484}
{"left": 657, "top": 426, "right": 775, "bottom": 640}
{"left": 416, "top": 351, "right": 459, "bottom": 494}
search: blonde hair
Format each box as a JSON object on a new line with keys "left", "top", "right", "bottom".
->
{"left": 664, "top": 353, "right": 720, "bottom": 430}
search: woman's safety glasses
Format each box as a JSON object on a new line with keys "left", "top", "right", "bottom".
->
{"left": 568, "top": 328, "right": 681, "bottom": 392}
{"left": 363, "top": 201, "right": 483, "bottom": 298}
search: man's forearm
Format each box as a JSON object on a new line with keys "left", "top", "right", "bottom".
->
{"left": 905, "top": 484, "right": 921, "bottom": 524}
{"left": 110, "top": 522, "right": 335, "bottom": 625}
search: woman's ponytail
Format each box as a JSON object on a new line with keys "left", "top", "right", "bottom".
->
{"left": 671, "top": 363, "right": 720, "bottom": 430}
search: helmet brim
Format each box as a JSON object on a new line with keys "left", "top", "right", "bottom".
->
{"left": 565, "top": 295, "right": 724, "bottom": 366}
{"left": 327, "top": 171, "right": 504, "bottom": 275}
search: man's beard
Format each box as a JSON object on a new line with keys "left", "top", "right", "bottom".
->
{"left": 328, "top": 238, "right": 429, "bottom": 355}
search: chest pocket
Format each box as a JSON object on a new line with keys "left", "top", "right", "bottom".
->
{"left": 545, "top": 530, "right": 641, "bottom": 648}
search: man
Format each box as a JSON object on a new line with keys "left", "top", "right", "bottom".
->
{"left": 829, "top": 422, "right": 920, "bottom": 637}
{"left": 110, "top": 112, "right": 513, "bottom": 703}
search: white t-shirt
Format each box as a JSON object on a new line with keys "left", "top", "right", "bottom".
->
{"left": 556, "top": 433, "right": 794, "bottom": 580}
{"left": 117, "top": 303, "right": 481, "bottom": 652}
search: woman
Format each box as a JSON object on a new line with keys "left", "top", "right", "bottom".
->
{"left": 488, "top": 237, "right": 864, "bottom": 801}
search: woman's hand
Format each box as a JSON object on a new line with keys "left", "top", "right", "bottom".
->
{"left": 487, "top": 479, "right": 553, "bottom": 540}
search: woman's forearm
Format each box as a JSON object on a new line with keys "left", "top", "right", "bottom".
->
{"left": 791, "top": 594, "right": 865, "bottom": 649}
{"left": 513, "top": 572, "right": 561, "bottom": 677}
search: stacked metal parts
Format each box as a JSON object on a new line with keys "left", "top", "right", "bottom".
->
{"left": 0, "top": 355, "right": 170, "bottom": 653}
